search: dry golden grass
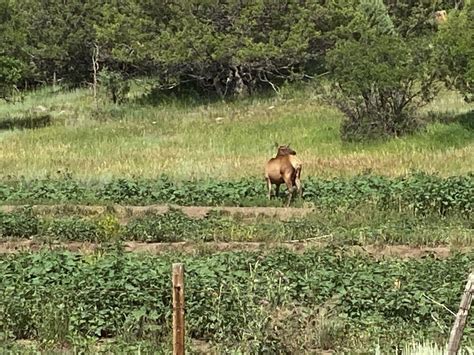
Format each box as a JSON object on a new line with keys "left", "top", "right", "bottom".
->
{"left": 0, "top": 86, "right": 473, "bottom": 180}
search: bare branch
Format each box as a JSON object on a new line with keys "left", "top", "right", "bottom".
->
{"left": 258, "top": 71, "right": 280, "bottom": 95}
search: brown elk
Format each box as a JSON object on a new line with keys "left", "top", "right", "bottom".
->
{"left": 264, "top": 144, "right": 302, "bottom": 207}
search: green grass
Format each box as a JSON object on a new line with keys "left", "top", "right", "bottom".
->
{"left": 0, "top": 84, "right": 473, "bottom": 180}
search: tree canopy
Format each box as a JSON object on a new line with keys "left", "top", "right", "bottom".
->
{"left": 1, "top": 0, "right": 470, "bottom": 140}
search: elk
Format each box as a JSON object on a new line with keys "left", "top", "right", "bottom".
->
{"left": 264, "top": 144, "right": 302, "bottom": 207}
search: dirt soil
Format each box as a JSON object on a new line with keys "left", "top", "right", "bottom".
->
{"left": 1, "top": 204, "right": 472, "bottom": 258}
{"left": 0, "top": 204, "right": 315, "bottom": 223}
{"left": 0, "top": 239, "right": 470, "bottom": 259}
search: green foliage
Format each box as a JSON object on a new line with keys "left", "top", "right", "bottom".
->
{"left": 125, "top": 210, "right": 206, "bottom": 242}
{"left": 14, "top": 0, "right": 100, "bottom": 85}
{"left": 44, "top": 217, "right": 105, "bottom": 242}
{"left": 98, "top": 69, "right": 130, "bottom": 104}
{"left": 95, "top": 0, "right": 323, "bottom": 97}
{"left": 0, "top": 207, "right": 38, "bottom": 238}
{"left": 95, "top": 214, "right": 122, "bottom": 241}
{"left": 358, "top": 0, "right": 395, "bottom": 36}
{"left": 0, "top": 177, "right": 88, "bottom": 203}
{"left": 322, "top": 1, "right": 445, "bottom": 141}
{"left": 0, "top": 0, "right": 27, "bottom": 99}
{"left": 0, "top": 249, "right": 473, "bottom": 351}
{"left": 436, "top": 5, "right": 474, "bottom": 102}
{"left": 1, "top": 173, "right": 472, "bottom": 216}
{"left": 1, "top": 0, "right": 467, "bottom": 98}
{"left": 326, "top": 32, "right": 439, "bottom": 140}
{"left": 0, "top": 56, "right": 22, "bottom": 100}
{"left": 385, "top": 0, "right": 455, "bottom": 37}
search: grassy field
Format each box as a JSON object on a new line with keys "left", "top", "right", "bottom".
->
{"left": 1, "top": 83, "right": 473, "bottom": 180}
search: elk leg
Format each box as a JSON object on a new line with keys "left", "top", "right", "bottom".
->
{"left": 295, "top": 173, "right": 302, "bottom": 197}
{"left": 275, "top": 184, "right": 280, "bottom": 198}
{"left": 266, "top": 178, "right": 272, "bottom": 200}
{"left": 283, "top": 175, "right": 295, "bottom": 207}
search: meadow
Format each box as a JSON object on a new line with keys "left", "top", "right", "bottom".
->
{"left": 0, "top": 84, "right": 473, "bottom": 354}
{"left": 1, "top": 83, "right": 473, "bottom": 180}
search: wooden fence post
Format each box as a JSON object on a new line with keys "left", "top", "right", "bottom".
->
{"left": 447, "top": 271, "right": 474, "bottom": 355}
{"left": 172, "top": 263, "right": 185, "bottom": 355}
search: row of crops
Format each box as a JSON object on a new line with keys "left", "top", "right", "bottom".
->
{"left": 1, "top": 173, "right": 472, "bottom": 215}
{"left": 0, "top": 172, "right": 472, "bottom": 352}
{"left": 1, "top": 206, "right": 473, "bottom": 246}
{"left": 1, "top": 248, "right": 473, "bottom": 353}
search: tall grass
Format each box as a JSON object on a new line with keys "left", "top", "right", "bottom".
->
{"left": 1, "top": 84, "right": 473, "bottom": 180}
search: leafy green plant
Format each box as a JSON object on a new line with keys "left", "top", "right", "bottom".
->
{"left": 1, "top": 173, "right": 472, "bottom": 216}
{"left": 98, "top": 69, "right": 130, "bottom": 104}
{"left": 125, "top": 210, "right": 202, "bottom": 242}
{"left": 96, "top": 214, "right": 122, "bottom": 241}
{"left": 0, "top": 207, "right": 38, "bottom": 238}
{"left": 0, "top": 249, "right": 473, "bottom": 352}
{"left": 44, "top": 217, "right": 104, "bottom": 242}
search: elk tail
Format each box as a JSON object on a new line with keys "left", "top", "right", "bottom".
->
{"left": 289, "top": 155, "right": 302, "bottom": 172}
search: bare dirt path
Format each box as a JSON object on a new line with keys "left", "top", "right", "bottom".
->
{"left": 0, "top": 239, "right": 471, "bottom": 259}
{"left": 0, "top": 203, "right": 316, "bottom": 222}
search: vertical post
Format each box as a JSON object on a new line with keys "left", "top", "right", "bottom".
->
{"left": 448, "top": 271, "right": 474, "bottom": 355}
{"left": 172, "top": 263, "right": 185, "bottom": 355}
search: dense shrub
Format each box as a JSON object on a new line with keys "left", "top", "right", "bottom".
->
{"left": 326, "top": 33, "right": 438, "bottom": 141}
{"left": 436, "top": 4, "right": 474, "bottom": 102}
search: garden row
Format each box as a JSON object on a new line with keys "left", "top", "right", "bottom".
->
{"left": 1, "top": 248, "right": 473, "bottom": 353}
{"left": 1, "top": 173, "right": 473, "bottom": 215}
{"left": 1, "top": 207, "right": 472, "bottom": 246}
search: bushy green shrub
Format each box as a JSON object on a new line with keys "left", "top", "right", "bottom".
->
{"left": 436, "top": 5, "right": 474, "bottom": 102}
{"left": 326, "top": 34, "right": 438, "bottom": 141}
